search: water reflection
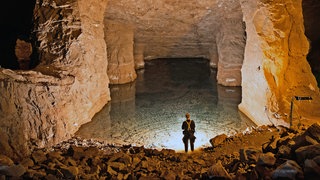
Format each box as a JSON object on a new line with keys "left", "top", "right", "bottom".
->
{"left": 76, "top": 58, "right": 255, "bottom": 151}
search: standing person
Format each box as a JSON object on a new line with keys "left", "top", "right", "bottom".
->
{"left": 182, "top": 113, "right": 196, "bottom": 152}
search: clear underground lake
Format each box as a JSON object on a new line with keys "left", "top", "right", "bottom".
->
{"left": 76, "top": 58, "right": 256, "bottom": 152}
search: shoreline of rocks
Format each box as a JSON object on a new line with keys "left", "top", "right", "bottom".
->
{"left": 1, "top": 123, "right": 319, "bottom": 179}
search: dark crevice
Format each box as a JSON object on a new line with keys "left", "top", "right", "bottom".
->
{"left": 302, "top": 0, "right": 320, "bottom": 86}
{"left": 0, "top": 0, "right": 38, "bottom": 70}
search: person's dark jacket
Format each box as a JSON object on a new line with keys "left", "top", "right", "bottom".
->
{"left": 182, "top": 119, "right": 195, "bottom": 136}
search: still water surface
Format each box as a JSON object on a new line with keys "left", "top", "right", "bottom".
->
{"left": 76, "top": 58, "right": 255, "bottom": 151}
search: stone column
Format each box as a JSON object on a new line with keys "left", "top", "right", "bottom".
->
{"left": 134, "top": 43, "right": 145, "bottom": 70}
{"left": 239, "top": 0, "right": 320, "bottom": 126}
{"left": 105, "top": 20, "right": 137, "bottom": 84}
{"left": 209, "top": 43, "right": 218, "bottom": 69}
{"left": 216, "top": 19, "right": 246, "bottom": 86}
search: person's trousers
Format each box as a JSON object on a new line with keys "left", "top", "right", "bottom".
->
{"left": 183, "top": 134, "right": 195, "bottom": 152}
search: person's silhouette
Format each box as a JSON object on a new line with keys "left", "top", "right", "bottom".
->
{"left": 182, "top": 113, "right": 196, "bottom": 152}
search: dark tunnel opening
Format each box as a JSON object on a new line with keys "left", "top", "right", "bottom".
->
{"left": 0, "top": 0, "right": 38, "bottom": 70}
{"left": 303, "top": 0, "right": 320, "bottom": 86}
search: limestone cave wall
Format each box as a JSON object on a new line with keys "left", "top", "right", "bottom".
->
{"left": 0, "top": 0, "right": 110, "bottom": 160}
{"left": 239, "top": 0, "right": 320, "bottom": 126}
{"left": 104, "top": 0, "right": 246, "bottom": 86}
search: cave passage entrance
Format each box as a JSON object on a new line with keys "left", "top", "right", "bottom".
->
{"left": 76, "top": 58, "right": 255, "bottom": 151}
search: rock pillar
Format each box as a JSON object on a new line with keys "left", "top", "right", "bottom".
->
{"left": 105, "top": 21, "right": 137, "bottom": 84}
{"left": 209, "top": 43, "right": 218, "bottom": 69}
{"left": 239, "top": 0, "right": 320, "bottom": 126}
{"left": 134, "top": 43, "right": 145, "bottom": 70}
{"left": 216, "top": 19, "right": 246, "bottom": 86}
{"left": 0, "top": 0, "right": 110, "bottom": 160}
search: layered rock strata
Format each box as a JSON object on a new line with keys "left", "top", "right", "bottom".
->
{"left": 239, "top": 0, "right": 320, "bottom": 126}
{"left": 0, "top": 0, "right": 110, "bottom": 160}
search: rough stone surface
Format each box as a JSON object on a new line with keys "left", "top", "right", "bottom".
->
{"left": 0, "top": 123, "right": 317, "bottom": 179}
{"left": 209, "top": 134, "right": 228, "bottom": 148}
{"left": 105, "top": 0, "right": 246, "bottom": 86}
{"left": 239, "top": 0, "right": 320, "bottom": 126}
{"left": 105, "top": 20, "right": 137, "bottom": 84}
{"left": 0, "top": 0, "right": 110, "bottom": 160}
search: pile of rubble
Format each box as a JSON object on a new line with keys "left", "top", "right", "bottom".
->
{"left": 0, "top": 123, "right": 319, "bottom": 179}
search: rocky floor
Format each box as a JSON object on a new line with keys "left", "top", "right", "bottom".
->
{"left": 1, "top": 122, "right": 320, "bottom": 179}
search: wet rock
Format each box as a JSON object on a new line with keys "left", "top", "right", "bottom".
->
{"left": 210, "top": 134, "right": 228, "bottom": 148}
{"left": 207, "top": 160, "right": 231, "bottom": 179}
{"left": 295, "top": 144, "right": 320, "bottom": 163}
{"left": 0, "top": 155, "right": 14, "bottom": 166}
{"left": 257, "top": 152, "right": 276, "bottom": 166}
{"left": 272, "top": 160, "right": 304, "bottom": 179}
{"left": 0, "top": 164, "right": 26, "bottom": 177}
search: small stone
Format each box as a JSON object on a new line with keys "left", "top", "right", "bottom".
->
{"left": 0, "top": 164, "right": 26, "bottom": 177}
{"left": 160, "top": 170, "right": 177, "bottom": 180}
{"left": 194, "top": 158, "right": 206, "bottom": 166}
{"left": 68, "top": 146, "right": 85, "bottom": 160}
{"left": 295, "top": 144, "right": 320, "bottom": 163}
{"left": 107, "top": 166, "right": 117, "bottom": 176}
{"left": 272, "top": 160, "right": 303, "bottom": 179}
{"left": 207, "top": 160, "right": 231, "bottom": 179}
{"left": 240, "top": 148, "right": 261, "bottom": 164}
{"left": 161, "top": 149, "right": 175, "bottom": 157}
{"left": 277, "top": 145, "right": 291, "bottom": 159}
{"left": 32, "top": 150, "right": 47, "bottom": 164}
{"left": 257, "top": 152, "right": 276, "bottom": 166}
{"left": 210, "top": 134, "right": 228, "bottom": 148}
{"left": 304, "top": 159, "right": 320, "bottom": 176}
{"left": 47, "top": 151, "right": 64, "bottom": 161}
{"left": 132, "top": 157, "right": 141, "bottom": 168}
{"left": 0, "top": 154, "right": 14, "bottom": 166}
{"left": 313, "top": 155, "right": 320, "bottom": 165}
{"left": 84, "top": 147, "right": 100, "bottom": 158}
{"left": 20, "top": 158, "right": 34, "bottom": 168}
{"left": 60, "top": 166, "right": 79, "bottom": 179}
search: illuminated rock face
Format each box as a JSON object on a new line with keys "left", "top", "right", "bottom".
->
{"left": 0, "top": 0, "right": 110, "bottom": 160}
{"left": 239, "top": 0, "right": 320, "bottom": 126}
{"left": 105, "top": 21, "right": 137, "bottom": 84}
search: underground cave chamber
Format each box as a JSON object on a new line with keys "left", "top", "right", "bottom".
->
{"left": 0, "top": 0, "right": 320, "bottom": 160}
